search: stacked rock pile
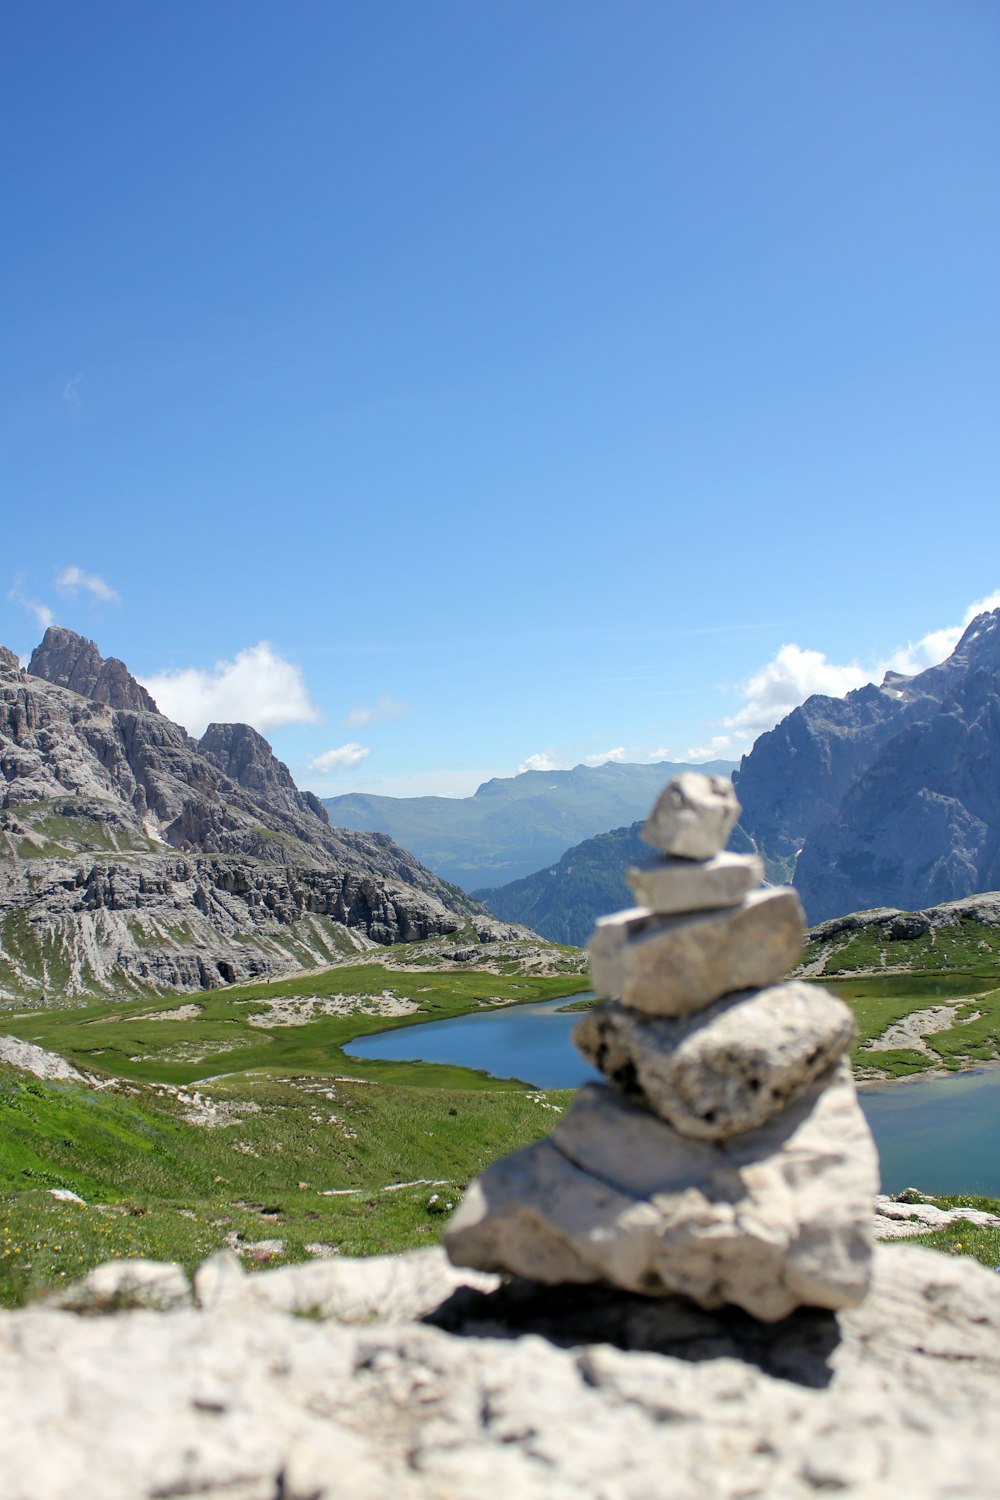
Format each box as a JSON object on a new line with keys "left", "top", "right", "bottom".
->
{"left": 445, "top": 772, "right": 879, "bottom": 1322}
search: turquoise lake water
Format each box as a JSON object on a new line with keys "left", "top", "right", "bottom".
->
{"left": 344, "top": 996, "right": 1000, "bottom": 1197}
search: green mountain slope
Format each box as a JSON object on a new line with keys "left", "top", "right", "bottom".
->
{"left": 323, "top": 760, "right": 736, "bottom": 891}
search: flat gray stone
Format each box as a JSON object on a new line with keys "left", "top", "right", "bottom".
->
{"left": 573, "top": 982, "right": 855, "bottom": 1140}
{"left": 626, "top": 850, "right": 763, "bottom": 915}
{"left": 588, "top": 888, "right": 805, "bottom": 1015}
{"left": 642, "top": 773, "right": 741, "bottom": 859}
{"left": 626, "top": 852, "right": 767, "bottom": 918}
{"left": 445, "top": 1063, "right": 877, "bottom": 1321}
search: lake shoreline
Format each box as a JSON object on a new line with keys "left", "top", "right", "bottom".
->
{"left": 855, "top": 1056, "right": 1000, "bottom": 1090}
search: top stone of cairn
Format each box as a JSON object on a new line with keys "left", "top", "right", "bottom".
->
{"left": 642, "top": 771, "right": 740, "bottom": 860}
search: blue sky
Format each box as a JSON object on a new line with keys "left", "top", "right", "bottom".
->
{"left": 3, "top": 2, "right": 998, "bottom": 796}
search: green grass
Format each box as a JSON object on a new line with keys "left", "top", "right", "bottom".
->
{"left": 819, "top": 974, "right": 1000, "bottom": 1078}
{"left": 0, "top": 1054, "right": 574, "bottom": 1307}
{"left": 801, "top": 915, "right": 1000, "bottom": 979}
{"left": 3, "top": 924, "right": 998, "bottom": 1308}
{"left": 0, "top": 955, "right": 587, "bottom": 1305}
{"left": 885, "top": 1193, "right": 1000, "bottom": 1272}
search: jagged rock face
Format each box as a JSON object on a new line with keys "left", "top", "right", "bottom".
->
{"left": 198, "top": 722, "right": 331, "bottom": 827}
{"left": 795, "top": 671, "right": 1000, "bottom": 920}
{"left": 0, "top": 629, "right": 486, "bottom": 999}
{"left": 0, "top": 850, "right": 465, "bottom": 1000}
{"left": 733, "top": 682, "right": 908, "bottom": 861}
{"left": 733, "top": 610, "right": 1000, "bottom": 920}
{"left": 28, "top": 626, "right": 160, "bottom": 714}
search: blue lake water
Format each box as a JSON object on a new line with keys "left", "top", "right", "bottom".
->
{"left": 344, "top": 996, "right": 1000, "bottom": 1197}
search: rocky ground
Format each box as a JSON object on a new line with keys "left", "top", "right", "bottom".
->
{"left": 0, "top": 1243, "right": 997, "bottom": 1499}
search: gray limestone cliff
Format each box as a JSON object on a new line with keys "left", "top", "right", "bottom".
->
{"left": 734, "top": 610, "right": 1000, "bottom": 920}
{"left": 28, "top": 625, "right": 161, "bottom": 714}
{"left": 0, "top": 630, "right": 494, "bottom": 1001}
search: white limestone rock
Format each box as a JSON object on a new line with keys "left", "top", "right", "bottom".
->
{"left": 642, "top": 772, "right": 741, "bottom": 859}
{"left": 626, "top": 849, "right": 763, "bottom": 915}
{"left": 47, "top": 1258, "right": 193, "bottom": 1313}
{"left": 573, "top": 981, "right": 855, "bottom": 1141}
{"left": 194, "top": 1245, "right": 499, "bottom": 1322}
{"left": 445, "top": 1063, "right": 877, "bottom": 1321}
{"left": 0, "top": 1244, "right": 998, "bottom": 1498}
{"left": 588, "top": 888, "right": 805, "bottom": 1015}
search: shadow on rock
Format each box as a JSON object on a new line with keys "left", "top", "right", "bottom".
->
{"left": 424, "top": 1277, "right": 842, "bottom": 1389}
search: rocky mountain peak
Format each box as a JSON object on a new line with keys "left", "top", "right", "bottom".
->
{"left": 28, "top": 626, "right": 160, "bottom": 715}
{"left": 949, "top": 608, "right": 1000, "bottom": 670}
{"left": 198, "top": 721, "right": 331, "bottom": 828}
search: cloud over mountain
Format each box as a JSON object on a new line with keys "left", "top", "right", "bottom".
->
{"left": 143, "top": 642, "right": 319, "bottom": 737}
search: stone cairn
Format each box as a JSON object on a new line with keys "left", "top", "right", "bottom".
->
{"left": 446, "top": 772, "right": 879, "bottom": 1322}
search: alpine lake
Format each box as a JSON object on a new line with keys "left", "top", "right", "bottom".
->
{"left": 345, "top": 986, "right": 1000, "bottom": 1198}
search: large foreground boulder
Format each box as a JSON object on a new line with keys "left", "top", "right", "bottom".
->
{"left": 445, "top": 1065, "right": 877, "bottom": 1320}
{"left": 0, "top": 1244, "right": 997, "bottom": 1498}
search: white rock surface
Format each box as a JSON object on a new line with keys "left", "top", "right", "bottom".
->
{"left": 589, "top": 888, "right": 806, "bottom": 1015}
{"left": 446, "top": 1064, "right": 878, "bottom": 1321}
{"left": 626, "top": 849, "right": 763, "bottom": 914}
{"left": 872, "top": 1194, "right": 1000, "bottom": 1240}
{"left": 573, "top": 982, "right": 855, "bottom": 1140}
{"left": 194, "top": 1246, "right": 498, "bottom": 1322}
{"left": 0, "top": 1034, "right": 88, "bottom": 1084}
{"left": 0, "top": 1244, "right": 997, "bottom": 1499}
{"left": 48, "top": 1258, "right": 193, "bottom": 1313}
{"left": 642, "top": 772, "right": 741, "bottom": 859}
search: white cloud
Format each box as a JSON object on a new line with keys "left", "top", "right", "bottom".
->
{"left": 7, "top": 578, "right": 54, "bottom": 632}
{"left": 343, "top": 694, "right": 410, "bottom": 728}
{"left": 725, "top": 645, "right": 869, "bottom": 739}
{"left": 55, "top": 564, "right": 119, "bottom": 604}
{"left": 518, "top": 750, "right": 561, "bottom": 773}
{"left": 582, "top": 747, "right": 627, "bottom": 767}
{"left": 684, "top": 734, "right": 736, "bottom": 762}
{"left": 142, "top": 642, "right": 319, "bottom": 737}
{"left": 309, "top": 743, "right": 371, "bottom": 773}
{"left": 709, "top": 587, "right": 1000, "bottom": 754}
{"left": 882, "top": 588, "right": 1000, "bottom": 676}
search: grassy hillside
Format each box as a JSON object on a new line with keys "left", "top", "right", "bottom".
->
{"left": 798, "top": 902, "right": 1000, "bottom": 1078}
{"left": 0, "top": 1059, "right": 576, "bottom": 1308}
{"left": 1, "top": 945, "right": 586, "bottom": 1306}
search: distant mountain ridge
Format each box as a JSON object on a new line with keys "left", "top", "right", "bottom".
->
{"left": 735, "top": 609, "right": 1000, "bottom": 922}
{"left": 323, "top": 759, "right": 737, "bottom": 891}
{"left": 475, "top": 820, "right": 757, "bottom": 946}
